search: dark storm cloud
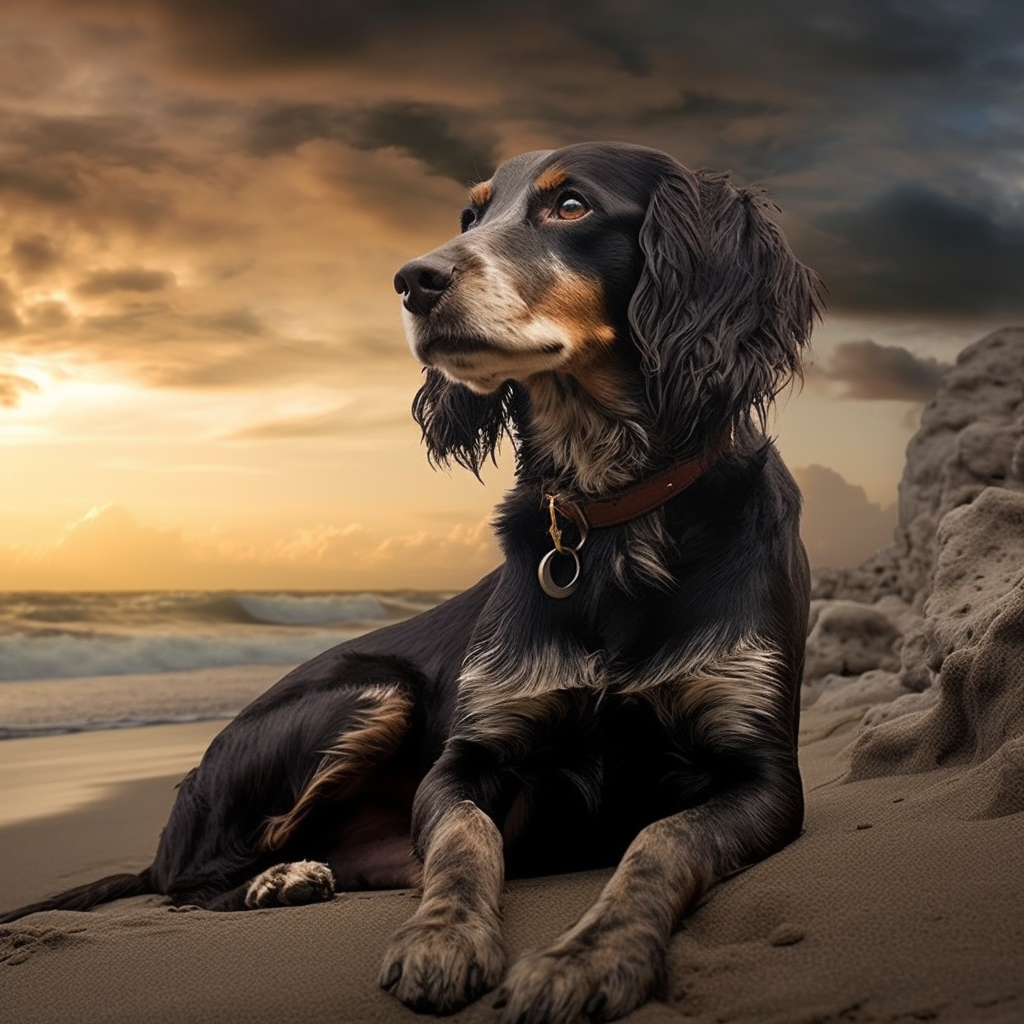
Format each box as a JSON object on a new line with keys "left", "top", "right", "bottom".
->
{"left": 3, "top": 0, "right": 1022, "bottom": 324}
{"left": 10, "top": 234, "right": 61, "bottom": 277}
{"left": 349, "top": 102, "right": 498, "bottom": 184}
{"left": 638, "top": 91, "right": 786, "bottom": 125}
{"left": 816, "top": 184, "right": 1024, "bottom": 316}
{"left": 42, "top": 0, "right": 635, "bottom": 71}
{"left": 248, "top": 101, "right": 497, "bottom": 183}
{"left": 0, "top": 143, "right": 177, "bottom": 227}
{"left": 812, "top": 340, "right": 950, "bottom": 401}
{"left": 40, "top": 0, "right": 1020, "bottom": 85}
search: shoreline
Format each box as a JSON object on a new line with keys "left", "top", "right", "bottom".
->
{"left": 0, "top": 720, "right": 221, "bottom": 831}
{"left": 0, "top": 665, "right": 289, "bottom": 741}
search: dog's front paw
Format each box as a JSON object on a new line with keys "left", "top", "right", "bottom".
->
{"left": 379, "top": 909, "right": 506, "bottom": 1014}
{"left": 497, "top": 925, "right": 664, "bottom": 1024}
{"left": 244, "top": 861, "right": 335, "bottom": 908}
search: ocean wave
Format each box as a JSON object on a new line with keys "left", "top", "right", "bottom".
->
{"left": 235, "top": 593, "right": 389, "bottom": 625}
{"left": 0, "top": 627, "right": 361, "bottom": 682}
{"left": 0, "top": 590, "right": 435, "bottom": 629}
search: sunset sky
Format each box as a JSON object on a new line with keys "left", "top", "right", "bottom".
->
{"left": 2, "top": 0, "right": 1022, "bottom": 590}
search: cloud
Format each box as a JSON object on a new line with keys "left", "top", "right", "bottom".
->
{"left": 348, "top": 102, "right": 498, "bottom": 184}
{"left": 0, "top": 468, "right": 900, "bottom": 586}
{"left": 794, "top": 464, "right": 897, "bottom": 569}
{"left": 0, "top": 163, "right": 82, "bottom": 205}
{"left": 0, "top": 372, "right": 41, "bottom": 408}
{"left": 225, "top": 403, "right": 409, "bottom": 440}
{"left": 1, "top": 504, "right": 195, "bottom": 589}
{"left": 75, "top": 266, "right": 177, "bottom": 295}
{"left": 247, "top": 100, "right": 498, "bottom": 184}
{"left": 3, "top": 108, "right": 173, "bottom": 169}
{"left": 10, "top": 233, "right": 61, "bottom": 277}
{"left": 33, "top": 0, "right": 1019, "bottom": 89}
{"left": 0, "top": 278, "right": 22, "bottom": 333}
{"left": 638, "top": 90, "right": 786, "bottom": 125}
{"left": 0, "top": 503, "right": 500, "bottom": 589}
{"left": 814, "top": 183, "right": 1024, "bottom": 316}
{"left": 810, "top": 340, "right": 950, "bottom": 401}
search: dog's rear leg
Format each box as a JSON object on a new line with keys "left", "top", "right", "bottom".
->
{"left": 197, "top": 860, "right": 337, "bottom": 911}
{"left": 166, "top": 681, "right": 416, "bottom": 912}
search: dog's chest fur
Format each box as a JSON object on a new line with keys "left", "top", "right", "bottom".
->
{"left": 493, "top": 686, "right": 725, "bottom": 874}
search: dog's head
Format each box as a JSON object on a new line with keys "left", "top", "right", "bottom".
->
{"left": 396, "top": 142, "right": 823, "bottom": 477}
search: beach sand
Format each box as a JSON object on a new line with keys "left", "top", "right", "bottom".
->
{"left": 1, "top": 708, "right": 1022, "bottom": 1024}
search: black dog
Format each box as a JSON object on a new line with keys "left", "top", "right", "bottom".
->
{"left": 1, "top": 142, "right": 822, "bottom": 1024}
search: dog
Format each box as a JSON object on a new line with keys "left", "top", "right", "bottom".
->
{"left": 1, "top": 141, "right": 822, "bottom": 1024}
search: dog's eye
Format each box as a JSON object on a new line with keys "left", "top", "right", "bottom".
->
{"left": 554, "top": 193, "right": 590, "bottom": 221}
{"left": 460, "top": 208, "right": 477, "bottom": 232}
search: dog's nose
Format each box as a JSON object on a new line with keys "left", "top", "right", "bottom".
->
{"left": 393, "top": 257, "right": 455, "bottom": 316}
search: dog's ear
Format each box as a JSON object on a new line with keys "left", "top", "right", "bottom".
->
{"left": 628, "top": 165, "right": 825, "bottom": 453}
{"left": 411, "top": 368, "right": 524, "bottom": 477}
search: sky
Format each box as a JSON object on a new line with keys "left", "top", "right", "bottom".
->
{"left": 1, "top": 0, "right": 1022, "bottom": 590}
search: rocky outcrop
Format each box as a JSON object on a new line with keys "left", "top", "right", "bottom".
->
{"left": 802, "top": 328, "right": 1024, "bottom": 782}
{"left": 848, "top": 487, "right": 1024, "bottom": 798}
{"left": 809, "top": 327, "right": 1024, "bottom": 611}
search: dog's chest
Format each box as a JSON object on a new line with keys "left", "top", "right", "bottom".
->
{"left": 499, "top": 689, "right": 716, "bottom": 872}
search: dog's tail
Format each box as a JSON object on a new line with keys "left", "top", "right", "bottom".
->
{"left": 0, "top": 868, "right": 155, "bottom": 925}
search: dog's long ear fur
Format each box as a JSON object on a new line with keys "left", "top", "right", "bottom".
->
{"left": 411, "top": 369, "right": 525, "bottom": 477}
{"left": 628, "top": 164, "right": 825, "bottom": 456}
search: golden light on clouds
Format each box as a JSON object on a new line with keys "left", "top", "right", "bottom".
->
{"left": 1, "top": 502, "right": 501, "bottom": 591}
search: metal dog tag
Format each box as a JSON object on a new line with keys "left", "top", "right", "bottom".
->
{"left": 538, "top": 547, "right": 581, "bottom": 599}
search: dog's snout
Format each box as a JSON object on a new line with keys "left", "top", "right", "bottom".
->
{"left": 393, "top": 257, "right": 456, "bottom": 316}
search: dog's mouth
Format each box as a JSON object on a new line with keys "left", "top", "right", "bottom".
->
{"left": 416, "top": 333, "right": 495, "bottom": 362}
{"left": 409, "top": 322, "right": 567, "bottom": 390}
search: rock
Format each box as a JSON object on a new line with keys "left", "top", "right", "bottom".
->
{"left": 812, "top": 669, "right": 907, "bottom": 713}
{"left": 923, "top": 487, "right": 1024, "bottom": 665}
{"left": 848, "top": 487, "right": 1024, "bottom": 780}
{"left": 802, "top": 601, "right": 902, "bottom": 706}
{"left": 810, "top": 327, "right": 1024, "bottom": 609}
{"left": 803, "top": 329, "right": 1024, "bottom": 732}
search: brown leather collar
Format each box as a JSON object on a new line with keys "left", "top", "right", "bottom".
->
{"left": 545, "top": 433, "right": 732, "bottom": 533}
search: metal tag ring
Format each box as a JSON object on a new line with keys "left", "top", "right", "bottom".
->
{"left": 538, "top": 547, "right": 581, "bottom": 599}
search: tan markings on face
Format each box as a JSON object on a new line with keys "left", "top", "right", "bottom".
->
{"left": 533, "top": 271, "right": 616, "bottom": 351}
{"left": 563, "top": 346, "right": 628, "bottom": 408}
{"left": 468, "top": 180, "right": 492, "bottom": 208}
{"left": 534, "top": 166, "right": 568, "bottom": 192}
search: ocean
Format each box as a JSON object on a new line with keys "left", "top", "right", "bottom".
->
{"left": 0, "top": 590, "right": 451, "bottom": 740}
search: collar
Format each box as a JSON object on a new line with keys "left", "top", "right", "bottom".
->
{"left": 544, "top": 431, "right": 732, "bottom": 534}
